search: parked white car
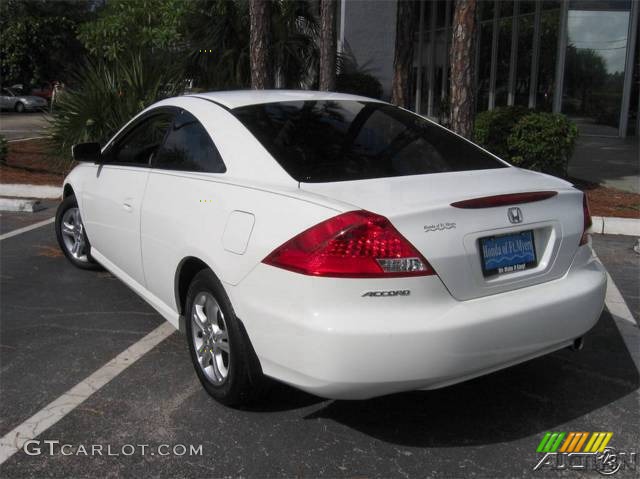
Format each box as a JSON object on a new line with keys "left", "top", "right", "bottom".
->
{"left": 56, "top": 91, "right": 607, "bottom": 405}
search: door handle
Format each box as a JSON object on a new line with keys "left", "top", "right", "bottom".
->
{"left": 123, "top": 199, "right": 134, "bottom": 211}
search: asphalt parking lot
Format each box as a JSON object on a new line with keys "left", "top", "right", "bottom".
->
{"left": 0, "top": 207, "right": 638, "bottom": 478}
{"left": 0, "top": 112, "right": 50, "bottom": 141}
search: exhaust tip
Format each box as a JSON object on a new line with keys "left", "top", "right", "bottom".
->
{"left": 570, "top": 337, "right": 584, "bottom": 351}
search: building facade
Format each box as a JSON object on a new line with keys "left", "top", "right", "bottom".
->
{"left": 340, "top": 0, "right": 639, "bottom": 138}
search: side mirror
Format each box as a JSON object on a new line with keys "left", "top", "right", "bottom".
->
{"left": 72, "top": 142, "right": 102, "bottom": 163}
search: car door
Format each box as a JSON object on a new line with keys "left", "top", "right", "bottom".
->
{"left": 0, "top": 89, "right": 13, "bottom": 109}
{"left": 140, "top": 109, "right": 227, "bottom": 308}
{"left": 82, "top": 110, "right": 175, "bottom": 287}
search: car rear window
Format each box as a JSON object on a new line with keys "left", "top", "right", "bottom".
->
{"left": 232, "top": 100, "right": 506, "bottom": 183}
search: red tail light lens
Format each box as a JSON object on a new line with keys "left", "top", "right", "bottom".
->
{"left": 580, "top": 193, "right": 592, "bottom": 246}
{"left": 262, "top": 211, "right": 435, "bottom": 277}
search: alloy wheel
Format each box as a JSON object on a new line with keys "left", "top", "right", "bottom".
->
{"left": 191, "top": 292, "right": 230, "bottom": 385}
{"left": 60, "top": 207, "right": 89, "bottom": 262}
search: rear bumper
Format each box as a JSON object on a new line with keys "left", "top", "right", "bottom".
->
{"left": 232, "top": 247, "right": 606, "bottom": 399}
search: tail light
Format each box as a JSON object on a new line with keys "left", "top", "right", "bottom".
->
{"left": 262, "top": 211, "right": 435, "bottom": 278}
{"left": 580, "top": 193, "right": 592, "bottom": 246}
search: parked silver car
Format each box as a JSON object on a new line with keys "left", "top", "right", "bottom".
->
{"left": 0, "top": 87, "right": 47, "bottom": 112}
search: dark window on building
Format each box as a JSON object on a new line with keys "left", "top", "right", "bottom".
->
{"left": 495, "top": 1, "right": 515, "bottom": 106}
{"left": 233, "top": 100, "right": 506, "bottom": 183}
{"left": 107, "top": 113, "right": 174, "bottom": 166}
{"left": 515, "top": 1, "right": 536, "bottom": 106}
{"left": 153, "top": 110, "right": 226, "bottom": 173}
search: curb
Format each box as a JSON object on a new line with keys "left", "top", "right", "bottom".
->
{"left": 0, "top": 184, "right": 61, "bottom": 199}
{"left": 0, "top": 197, "right": 44, "bottom": 213}
{"left": 591, "top": 216, "right": 640, "bottom": 237}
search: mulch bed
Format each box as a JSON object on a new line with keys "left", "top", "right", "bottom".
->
{"left": 571, "top": 178, "right": 640, "bottom": 219}
{"left": 0, "top": 138, "right": 69, "bottom": 186}
{"left": 1, "top": 139, "right": 638, "bottom": 219}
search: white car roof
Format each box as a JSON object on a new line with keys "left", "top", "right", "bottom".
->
{"left": 187, "top": 89, "right": 384, "bottom": 110}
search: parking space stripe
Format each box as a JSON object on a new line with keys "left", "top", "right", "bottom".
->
{"left": 7, "top": 136, "right": 49, "bottom": 143}
{"left": 0, "top": 217, "right": 54, "bottom": 241}
{"left": 604, "top": 272, "right": 637, "bottom": 326}
{"left": 0, "top": 322, "right": 175, "bottom": 465}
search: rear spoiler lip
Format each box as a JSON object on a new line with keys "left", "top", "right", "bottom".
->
{"left": 450, "top": 191, "right": 558, "bottom": 209}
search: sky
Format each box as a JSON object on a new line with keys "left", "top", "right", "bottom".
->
{"left": 567, "top": 10, "right": 631, "bottom": 74}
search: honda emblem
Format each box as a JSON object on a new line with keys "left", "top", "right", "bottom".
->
{"left": 508, "top": 207, "right": 523, "bottom": 224}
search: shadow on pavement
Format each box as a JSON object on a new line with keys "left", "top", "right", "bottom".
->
{"left": 303, "top": 311, "right": 639, "bottom": 447}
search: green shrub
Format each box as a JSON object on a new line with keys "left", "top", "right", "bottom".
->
{"left": 474, "top": 106, "right": 579, "bottom": 177}
{"left": 0, "top": 134, "right": 7, "bottom": 163}
{"left": 335, "top": 72, "right": 383, "bottom": 99}
{"left": 48, "top": 52, "right": 184, "bottom": 163}
{"left": 507, "top": 112, "right": 578, "bottom": 177}
{"left": 474, "top": 106, "right": 530, "bottom": 159}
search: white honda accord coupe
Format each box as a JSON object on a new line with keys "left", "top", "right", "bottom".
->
{"left": 56, "top": 90, "right": 607, "bottom": 405}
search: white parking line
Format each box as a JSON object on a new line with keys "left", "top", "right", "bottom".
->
{"left": 603, "top": 271, "right": 640, "bottom": 374}
{"left": 6, "top": 136, "right": 49, "bottom": 142}
{"left": 0, "top": 217, "right": 54, "bottom": 241}
{"left": 0, "top": 322, "right": 175, "bottom": 465}
{"left": 605, "top": 272, "right": 637, "bottom": 326}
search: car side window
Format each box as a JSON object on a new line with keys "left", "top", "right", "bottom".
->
{"left": 107, "top": 112, "right": 174, "bottom": 166}
{"left": 153, "top": 110, "right": 226, "bottom": 173}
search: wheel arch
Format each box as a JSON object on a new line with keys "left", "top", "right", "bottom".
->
{"left": 63, "top": 183, "right": 75, "bottom": 198}
{"left": 175, "top": 256, "right": 213, "bottom": 320}
{"left": 176, "top": 255, "right": 265, "bottom": 390}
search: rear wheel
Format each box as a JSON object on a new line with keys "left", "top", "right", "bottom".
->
{"left": 185, "top": 269, "right": 266, "bottom": 406}
{"left": 55, "top": 194, "right": 100, "bottom": 270}
{"left": 14, "top": 102, "right": 25, "bottom": 113}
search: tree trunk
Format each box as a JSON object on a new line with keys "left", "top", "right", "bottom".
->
{"left": 449, "top": 0, "right": 477, "bottom": 138}
{"left": 319, "top": 0, "right": 337, "bottom": 91}
{"left": 249, "top": 0, "right": 272, "bottom": 89}
{"left": 391, "top": 0, "right": 417, "bottom": 108}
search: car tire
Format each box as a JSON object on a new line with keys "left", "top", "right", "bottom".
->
{"left": 14, "top": 102, "right": 25, "bottom": 113}
{"left": 185, "top": 269, "right": 267, "bottom": 406}
{"left": 55, "top": 194, "right": 101, "bottom": 270}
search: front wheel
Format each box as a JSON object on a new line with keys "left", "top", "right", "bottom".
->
{"left": 55, "top": 194, "right": 100, "bottom": 270}
{"left": 185, "top": 269, "right": 267, "bottom": 406}
{"left": 14, "top": 102, "right": 25, "bottom": 113}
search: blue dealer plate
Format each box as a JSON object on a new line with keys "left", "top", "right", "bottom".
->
{"left": 479, "top": 230, "right": 537, "bottom": 277}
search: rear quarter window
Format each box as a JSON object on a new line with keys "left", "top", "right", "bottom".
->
{"left": 232, "top": 100, "right": 506, "bottom": 183}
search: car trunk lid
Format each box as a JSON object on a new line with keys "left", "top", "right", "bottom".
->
{"left": 300, "top": 167, "right": 584, "bottom": 300}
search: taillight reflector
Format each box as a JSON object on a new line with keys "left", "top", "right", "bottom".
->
{"left": 262, "top": 211, "right": 435, "bottom": 278}
{"left": 451, "top": 191, "right": 558, "bottom": 209}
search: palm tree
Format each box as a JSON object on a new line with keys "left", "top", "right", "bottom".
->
{"left": 390, "top": 0, "right": 417, "bottom": 108}
{"left": 183, "top": 0, "right": 251, "bottom": 89}
{"left": 184, "top": 0, "right": 317, "bottom": 90}
{"left": 271, "top": 0, "right": 319, "bottom": 89}
{"left": 249, "top": 0, "right": 272, "bottom": 89}
{"left": 318, "top": 0, "right": 336, "bottom": 91}
{"left": 449, "top": 0, "right": 477, "bottom": 138}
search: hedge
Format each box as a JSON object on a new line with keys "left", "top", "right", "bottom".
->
{"left": 474, "top": 106, "right": 578, "bottom": 177}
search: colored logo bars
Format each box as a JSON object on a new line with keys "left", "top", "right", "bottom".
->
{"left": 536, "top": 432, "right": 613, "bottom": 454}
